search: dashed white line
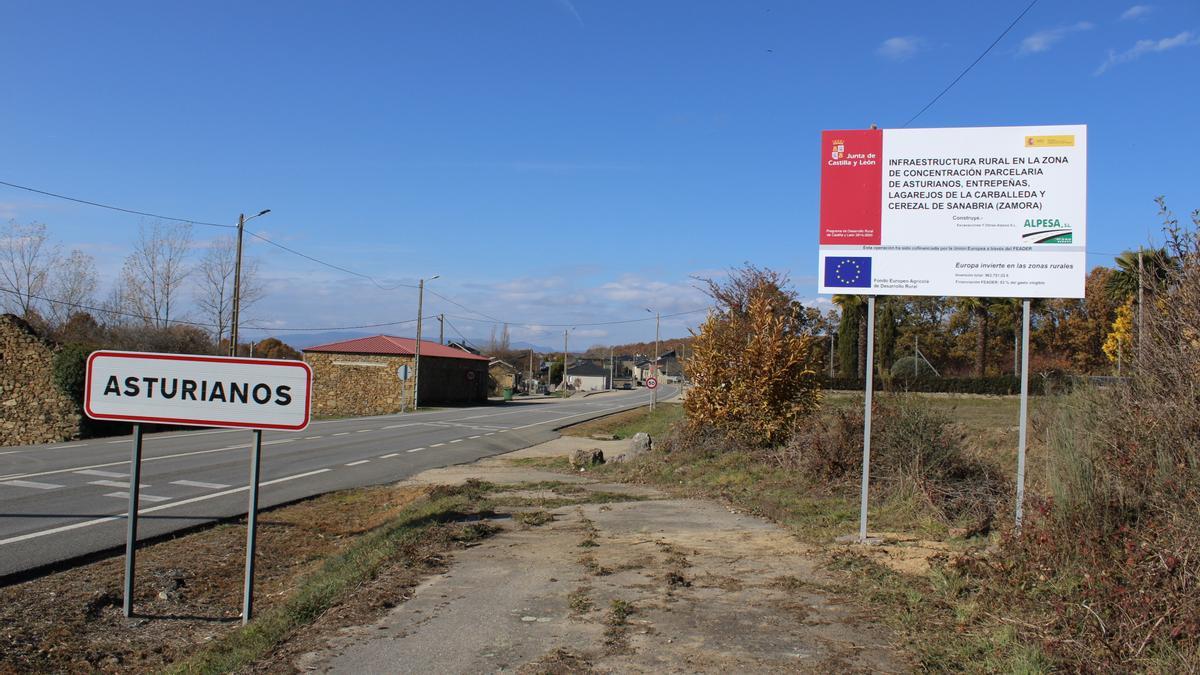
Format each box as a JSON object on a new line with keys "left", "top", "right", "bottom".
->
{"left": 469, "top": 435, "right": 481, "bottom": 440}
{"left": 345, "top": 460, "right": 370, "bottom": 466}
{"left": 304, "top": 435, "right": 322, "bottom": 440}
{"left": 485, "top": 433, "right": 496, "bottom": 436}
{"left": 430, "top": 443, "right": 445, "bottom": 448}
{"left": 0, "top": 468, "right": 332, "bottom": 547}
{"left": 75, "top": 469, "right": 127, "bottom": 478}
{"left": 380, "top": 453, "right": 400, "bottom": 459}
{"left": 262, "top": 439, "right": 295, "bottom": 446}
{"left": 103, "top": 491, "right": 170, "bottom": 503}
{"left": 0, "top": 479, "right": 62, "bottom": 490}
{"left": 406, "top": 447, "right": 425, "bottom": 453}
{"left": 356, "top": 429, "right": 371, "bottom": 433}
{"left": 88, "top": 480, "right": 148, "bottom": 489}
{"left": 333, "top": 432, "right": 351, "bottom": 437}
{"left": 171, "top": 480, "right": 230, "bottom": 489}
{"left": 449, "top": 439, "right": 463, "bottom": 444}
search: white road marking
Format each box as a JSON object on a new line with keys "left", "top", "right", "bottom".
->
{"left": 380, "top": 453, "right": 400, "bottom": 459}
{"left": 406, "top": 447, "right": 425, "bottom": 453}
{"left": 485, "top": 433, "right": 496, "bottom": 436}
{"left": 0, "top": 443, "right": 254, "bottom": 482}
{"left": 430, "top": 443, "right": 445, "bottom": 448}
{"left": 356, "top": 429, "right": 371, "bottom": 433}
{"left": 262, "top": 439, "right": 294, "bottom": 446}
{"left": 171, "top": 480, "right": 230, "bottom": 489}
{"left": 0, "top": 468, "right": 332, "bottom": 547}
{"left": 345, "top": 460, "right": 370, "bottom": 466}
{"left": 88, "top": 480, "right": 148, "bottom": 489}
{"left": 103, "top": 491, "right": 170, "bottom": 502}
{"left": 0, "top": 479, "right": 62, "bottom": 490}
{"left": 55, "top": 443, "right": 86, "bottom": 449}
{"left": 469, "top": 435, "right": 481, "bottom": 440}
{"left": 74, "top": 470, "right": 128, "bottom": 478}
{"left": 333, "top": 432, "right": 351, "bottom": 437}
{"left": 304, "top": 435, "right": 322, "bottom": 440}
{"left": 449, "top": 439, "right": 463, "bottom": 444}
{"left": 107, "top": 440, "right": 128, "bottom": 444}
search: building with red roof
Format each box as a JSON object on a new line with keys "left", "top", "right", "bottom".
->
{"left": 303, "top": 335, "right": 489, "bottom": 417}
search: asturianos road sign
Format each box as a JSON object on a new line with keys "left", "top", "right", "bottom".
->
{"left": 85, "top": 351, "right": 313, "bottom": 431}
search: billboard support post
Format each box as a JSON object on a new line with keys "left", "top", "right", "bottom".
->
{"left": 1015, "top": 299, "right": 1031, "bottom": 528}
{"left": 242, "top": 429, "right": 263, "bottom": 625}
{"left": 858, "top": 296, "right": 877, "bottom": 542}
{"left": 122, "top": 423, "right": 144, "bottom": 618}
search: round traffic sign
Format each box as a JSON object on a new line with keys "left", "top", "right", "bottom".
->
{"left": 646, "top": 377, "right": 658, "bottom": 390}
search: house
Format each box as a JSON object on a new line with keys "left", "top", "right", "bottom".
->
{"left": 488, "top": 359, "right": 522, "bottom": 396}
{"left": 564, "top": 361, "right": 610, "bottom": 392}
{"left": 304, "top": 335, "right": 489, "bottom": 417}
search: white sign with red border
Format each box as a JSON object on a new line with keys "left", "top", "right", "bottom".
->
{"left": 85, "top": 351, "right": 313, "bottom": 431}
{"left": 645, "top": 377, "right": 658, "bottom": 390}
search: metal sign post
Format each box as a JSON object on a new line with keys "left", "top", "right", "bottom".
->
{"left": 242, "top": 429, "right": 263, "bottom": 624}
{"left": 858, "top": 296, "right": 877, "bottom": 543}
{"left": 122, "top": 423, "right": 144, "bottom": 618}
{"left": 1015, "top": 299, "right": 1032, "bottom": 528}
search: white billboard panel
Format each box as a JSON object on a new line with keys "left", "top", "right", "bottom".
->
{"left": 818, "top": 124, "right": 1087, "bottom": 298}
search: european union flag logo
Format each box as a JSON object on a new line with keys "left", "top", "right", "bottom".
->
{"left": 825, "top": 256, "right": 872, "bottom": 288}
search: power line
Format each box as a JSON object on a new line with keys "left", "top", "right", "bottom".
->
{"left": 243, "top": 230, "right": 419, "bottom": 292}
{"left": 902, "top": 0, "right": 1040, "bottom": 127}
{"left": 442, "top": 317, "right": 476, "bottom": 349}
{"left": 0, "top": 179, "right": 236, "bottom": 229}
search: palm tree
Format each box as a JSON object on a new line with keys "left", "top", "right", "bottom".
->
{"left": 1108, "top": 248, "right": 1175, "bottom": 302}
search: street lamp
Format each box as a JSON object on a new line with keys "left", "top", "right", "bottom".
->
{"left": 645, "top": 308, "right": 660, "bottom": 411}
{"left": 229, "top": 209, "right": 271, "bottom": 356}
{"left": 413, "top": 275, "right": 440, "bottom": 410}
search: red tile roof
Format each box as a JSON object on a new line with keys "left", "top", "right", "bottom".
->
{"left": 303, "top": 335, "right": 489, "bottom": 361}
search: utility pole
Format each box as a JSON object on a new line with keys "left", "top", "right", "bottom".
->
{"left": 528, "top": 348, "right": 534, "bottom": 394}
{"left": 609, "top": 347, "right": 614, "bottom": 390}
{"left": 229, "top": 209, "right": 270, "bottom": 357}
{"left": 439, "top": 314, "right": 445, "bottom": 345}
{"left": 646, "top": 310, "right": 660, "bottom": 411}
{"left": 562, "top": 329, "right": 569, "bottom": 393}
{"left": 413, "top": 275, "right": 439, "bottom": 410}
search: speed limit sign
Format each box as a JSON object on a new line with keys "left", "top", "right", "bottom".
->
{"left": 646, "top": 377, "right": 658, "bottom": 390}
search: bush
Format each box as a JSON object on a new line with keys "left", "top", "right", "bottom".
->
{"left": 821, "top": 375, "right": 1059, "bottom": 396}
{"left": 51, "top": 343, "right": 91, "bottom": 401}
{"left": 685, "top": 266, "right": 822, "bottom": 446}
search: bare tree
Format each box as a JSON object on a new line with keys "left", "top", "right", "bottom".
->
{"left": 0, "top": 220, "right": 60, "bottom": 317}
{"left": 194, "top": 235, "right": 264, "bottom": 344}
{"left": 116, "top": 221, "right": 193, "bottom": 328}
{"left": 47, "top": 249, "right": 99, "bottom": 326}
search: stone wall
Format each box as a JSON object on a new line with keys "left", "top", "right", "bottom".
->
{"left": 304, "top": 352, "right": 415, "bottom": 418}
{"left": 0, "top": 314, "right": 81, "bottom": 446}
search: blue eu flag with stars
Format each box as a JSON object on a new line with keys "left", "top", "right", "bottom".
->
{"left": 825, "top": 256, "right": 872, "bottom": 288}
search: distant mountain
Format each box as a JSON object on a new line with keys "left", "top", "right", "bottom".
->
{"left": 246, "top": 329, "right": 556, "bottom": 353}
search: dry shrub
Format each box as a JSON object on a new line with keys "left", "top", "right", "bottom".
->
{"left": 985, "top": 201, "right": 1200, "bottom": 670}
{"left": 684, "top": 265, "right": 822, "bottom": 446}
{"left": 781, "top": 397, "right": 1004, "bottom": 524}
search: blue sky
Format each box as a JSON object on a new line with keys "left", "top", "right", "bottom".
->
{"left": 2, "top": 1, "right": 1197, "bottom": 348}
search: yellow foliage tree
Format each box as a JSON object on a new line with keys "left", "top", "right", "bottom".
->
{"left": 1102, "top": 297, "right": 1134, "bottom": 364}
{"left": 684, "top": 266, "right": 821, "bottom": 446}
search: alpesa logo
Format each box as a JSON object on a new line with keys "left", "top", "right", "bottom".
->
{"left": 1022, "top": 218, "right": 1073, "bottom": 244}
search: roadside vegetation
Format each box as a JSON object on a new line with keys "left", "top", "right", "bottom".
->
{"left": 563, "top": 215, "right": 1200, "bottom": 673}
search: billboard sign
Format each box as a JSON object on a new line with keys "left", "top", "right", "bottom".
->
{"left": 818, "top": 124, "right": 1086, "bottom": 298}
{"left": 85, "top": 351, "right": 313, "bottom": 431}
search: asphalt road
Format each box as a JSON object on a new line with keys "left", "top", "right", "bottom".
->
{"left": 0, "top": 386, "right": 675, "bottom": 579}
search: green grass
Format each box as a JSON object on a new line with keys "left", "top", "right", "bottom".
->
{"left": 166, "top": 488, "right": 490, "bottom": 674}
{"left": 561, "top": 403, "right": 684, "bottom": 440}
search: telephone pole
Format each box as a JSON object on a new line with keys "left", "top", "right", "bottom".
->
{"left": 229, "top": 209, "right": 270, "bottom": 356}
{"left": 645, "top": 309, "right": 659, "bottom": 411}
{"left": 561, "top": 329, "right": 569, "bottom": 392}
{"left": 439, "top": 314, "right": 445, "bottom": 345}
{"left": 413, "top": 275, "right": 439, "bottom": 409}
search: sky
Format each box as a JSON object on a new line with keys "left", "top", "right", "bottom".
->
{"left": 2, "top": 1, "right": 1197, "bottom": 350}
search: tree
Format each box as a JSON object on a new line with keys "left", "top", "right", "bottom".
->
{"left": 1102, "top": 297, "right": 1134, "bottom": 366}
{"left": 117, "top": 221, "right": 192, "bottom": 328}
{"left": 1107, "top": 247, "right": 1174, "bottom": 302}
{"left": 832, "top": 295, "right": 866, "bottom": 377}
{"left": 0, "top": 220, "right": 59, "bottom": 317}
{"left": 876, "top": 298, "right": 899, "bottom": 375}
{"left": 836, "top": 304, "right": 859, "bottom": 377}
{"left": 47, "top": 249, "right": 99, "bottom": 327}
{"left": 685, "top": 265, "right": 821, "bottom": 446}
{"left": 195, "top": 235, "right": 264, "bottom": 344}
{"left": 955, "top": 297, "right": 993, "bottom": 377}
{"left": 252, "top": 337, "right": 302, "bottom": 360}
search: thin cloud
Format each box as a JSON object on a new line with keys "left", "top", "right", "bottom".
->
{"left": 877, "top": 36, "right": 921, "bottom": 60}
{"left": 1095, "top": 31, "right": 1199, "bottom": 74}
{"left": 1120, "top": 5, "right": 1153, "bottom": 21}
{"left": 1018, "top": 21, "right": 1094, "bottom": 55}
{"left": 555, "top": 0, "right": 584, "bottom": 26}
